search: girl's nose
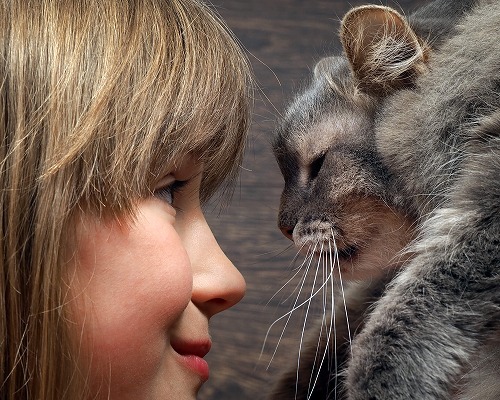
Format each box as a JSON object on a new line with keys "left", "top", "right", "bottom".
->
{"left": 181, "top": 211, "right": 246, "bottom": 317}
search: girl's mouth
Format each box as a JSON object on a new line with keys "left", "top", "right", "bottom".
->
{"left": 171, "top": 340, "right": 212, "bottom": 382}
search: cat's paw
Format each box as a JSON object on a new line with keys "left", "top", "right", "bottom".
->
{"left": 345, "top": 304, "right": 454, "bottom": 400}
{"left": 346, "top": 324, "right": 408, "bottom": 400}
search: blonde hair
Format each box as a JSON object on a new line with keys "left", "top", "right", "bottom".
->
{"left": 0, "top": 0, "right": 252, "bottom": 398}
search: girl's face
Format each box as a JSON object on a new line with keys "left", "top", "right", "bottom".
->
{"left": 70, "top": 155, "right": 246, "bottom": 399}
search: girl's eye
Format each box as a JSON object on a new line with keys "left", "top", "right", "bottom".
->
{"left": 154, "top": 180, "right": 187, "bottom": 204}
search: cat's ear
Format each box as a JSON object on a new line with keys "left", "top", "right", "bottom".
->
{"left": 340, "top": 5, "right": 429, "bottom": 95}
{"left": 313, "top": 56, "right": 337, "bottom": 79}
{"left": 313, "top": 56, "right": 359, "bottom": 96}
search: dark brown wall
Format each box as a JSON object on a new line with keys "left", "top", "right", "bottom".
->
{"left": 200, "top": 1, "right": 427, "bottom": 399}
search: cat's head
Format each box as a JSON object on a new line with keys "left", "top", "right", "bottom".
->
{"left": 274, "top": 5, "right": 430, "bottom": 280}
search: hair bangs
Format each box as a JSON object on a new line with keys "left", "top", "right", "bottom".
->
{"left": 147, "top": 0, "right": 253, "bottom": 203}
{"left": 44, "top": 0, "right": 252, "bottom": 216}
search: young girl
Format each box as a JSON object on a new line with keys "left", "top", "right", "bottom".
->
{"left": 0, "top": 0, "right": 252, "bottom": 399}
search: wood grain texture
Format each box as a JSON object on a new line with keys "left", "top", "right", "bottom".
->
{"left": 200, "top": 1, "right": 427, "bottom": 399}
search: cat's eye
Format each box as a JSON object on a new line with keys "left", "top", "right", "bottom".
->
{"left": 310, "top": 153, "right": 326, "bottom": 180}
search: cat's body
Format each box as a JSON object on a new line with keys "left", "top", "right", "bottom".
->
{"left": 350, "top": 1, "right": 500, "bottom": 398}
{"left": 270, "top": 0, "right": 500, "bottom": 399}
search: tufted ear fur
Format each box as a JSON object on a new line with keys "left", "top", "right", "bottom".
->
{"left": 313, "top": 56, "right": 360, "bottom": 97}
{"left": 340, "top": 5, "right": 430, "bottom": 95}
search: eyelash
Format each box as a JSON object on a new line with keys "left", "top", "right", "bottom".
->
{"left": 154, "top": 180, "right": 188, "bottom": 204}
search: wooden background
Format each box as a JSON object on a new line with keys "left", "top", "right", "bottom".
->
{"left": 200, "top": 1, "right": 426, "bottom": 399}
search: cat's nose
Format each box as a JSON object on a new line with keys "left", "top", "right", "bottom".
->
{"left": 280, "top": 225, "right": 294, "bottom": 241}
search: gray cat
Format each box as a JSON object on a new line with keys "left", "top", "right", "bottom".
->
{"left": 270, "top": 0, "right": 500, "bottom": 399}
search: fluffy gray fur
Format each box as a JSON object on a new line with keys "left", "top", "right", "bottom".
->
{"left": 348, "top": 1, "right": 500, "bottom": 399}
{"left": 270, "top": 0, "right": 500, "bottom": 399}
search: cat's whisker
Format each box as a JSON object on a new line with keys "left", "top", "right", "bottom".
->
{"left": 329, "top": 240, "right": 338, "bottom": 399}
{"left": 291, "top": 242, "right": 314, "bottom": 272}
{"left": 264, "top": 239, "right": 340, "bottom": 368}
{"left": 296, "top": 243, "right": 324, "bottom": 398}
{"left": 332, "top": 229, "right": 352, "bottom": 354}
{"left": 306, "top": 241, "right": 337, "bottom": 400}
{"left": 282, "top": 245, "right": 319, "bottom": 306}
{"left": 263, "top": 242, "right": 319, "bottom": 369}
{"left": 266, "top": 243, "right": 313, "bottom": 306}
{"left": 255, "top": 241, "right": 295, "bottom": 260}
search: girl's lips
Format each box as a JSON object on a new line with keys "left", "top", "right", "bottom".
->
{"left": 177, "top": 354, "right": 210, "bottom": 382}
{"left": 172, "top": 340, "right": 211, "bottom": 381}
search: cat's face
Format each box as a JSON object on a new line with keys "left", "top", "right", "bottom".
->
{"left": 274, "top": 5, "right": 432, "bottom": 281}
{"left": 274, "top": 57, "right": 414, "bottom": 281}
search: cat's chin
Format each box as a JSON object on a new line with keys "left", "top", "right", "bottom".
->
{"left": 292, "top": 241, "right": 380, "bottom": 281}
{"left": 338, "top": 234, "right": 415, "bottom": 282}
{"left": 334, "top": 255, "right": 405, "bottom": 282}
